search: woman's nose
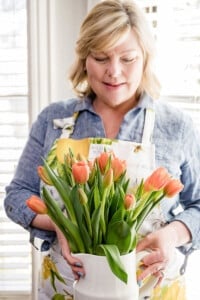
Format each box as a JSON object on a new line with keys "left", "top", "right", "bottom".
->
{"left": 106, "top": 60, "right": 121, "bottom": 78}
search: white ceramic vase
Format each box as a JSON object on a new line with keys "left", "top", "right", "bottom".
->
{"left": 73, "top": 251, "right": 139, "bottom": 300}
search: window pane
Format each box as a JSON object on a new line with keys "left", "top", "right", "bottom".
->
{"left": 0, "top": 0, "right": 31, "bottom": 295}
{"left": 136, "top": 1, "right": 200, "bottom": 299}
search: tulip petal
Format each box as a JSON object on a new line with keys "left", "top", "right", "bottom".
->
{"left": 26, "top": 195, "right": 47, "bottom": 214}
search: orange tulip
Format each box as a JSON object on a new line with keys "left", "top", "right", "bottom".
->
{"left": 124, "top": 194, "right": 135, "bottom": 210}
{"left": 26, "top": 195, "right": 47, "bottom": 214}
{"left": 164, "top": 179, "right": 184, "bottom": 197}
{"left": 96, "top": 151, "right": 113, "bottom": 174}
{"left": 72, "top": 161, "right": 90, "bottom": 184}
{"left": 37, "top": 166, "right": 52, "bottom": 185}
{"left": 143, "top": 167, "right": 171, "bottom": 192}
{"left": 111, "top": 156, "right": 126, "bottom": 181}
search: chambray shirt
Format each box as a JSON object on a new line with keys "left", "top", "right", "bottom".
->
{"left": 4, "top": 93, "right": 200, "bottom": 252}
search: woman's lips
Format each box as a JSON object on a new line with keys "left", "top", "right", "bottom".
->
{"left": 103, "top": 82, "right": 125, "bottom": 88}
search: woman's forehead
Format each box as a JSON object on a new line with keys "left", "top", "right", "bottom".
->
{"left": 91, "top": 29, "right": 141, "bottom": 54}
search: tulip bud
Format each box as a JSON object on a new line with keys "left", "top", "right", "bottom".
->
{"left": 64, "top": 153, "right": 73, "bottom": 168}
{"left": 111, "top": 157, "right": 126, "bottom": 181}
{"left": 78, "top": 187, "right": 88, "bottom": 205}
{"left": 37, "top": 166, "right": 52, "bottom": 185}
{"left": 96, "top": 152, "right": 112, "bottom": 174}
{"left": 26, "top": 195, "right": 48, "bottom": 214}
{"left": 88, "top": 161, "right": 96, "bottom": 185}
{"left": 72, "top": 161, "right": 90, "bottom": 184}
{"left": 143, "top": 167, "right": 171, "bottom": 192}
{"left": 71, "top": 156, "right": 78, "bottom": 165}
{"left": 164, "top": 179, "right": 184, "bottom": 197}
{"left": 103, "top": 168, "right": 113, "bottom": 188}
{"left": 76, "top": 153, "right": 87, "bottom": 162}
{"left": 88, "top": 160, "right": 94, "bottom": 171}
{"left": 124, "top": 194, "right": 135, "bottom": 210}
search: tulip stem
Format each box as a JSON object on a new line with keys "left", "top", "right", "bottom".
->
{"left": 42, "top": 186, "right": 85, "bottom": 253}
{"left": 43, "top": 159, "right": 78, "bottom": 226}
{"left": 135, "top": 194, "right": 164, "bottom": 232}
{"left": 83, "top": 204, "right": 93, "bottom": 237}
{"left": 100, "top": 187, "right": 109, "bottom": 238}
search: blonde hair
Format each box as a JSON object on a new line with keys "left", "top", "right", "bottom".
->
{"left": 69, "top": 0, "right": 161, "bottom": 100}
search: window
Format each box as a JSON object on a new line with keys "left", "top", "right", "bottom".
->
{"left": 136, "top": 1, "right": 200, "bottom": 299}
{"left": 0, "top": 0, "right": 31, "bottom": 298}
{"left": 137, "top": 0, "right": 200, "bottom": 128}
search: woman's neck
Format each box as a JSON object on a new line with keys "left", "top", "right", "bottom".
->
{"left": 93, "top": 98, "right": 137, "bottom": 139}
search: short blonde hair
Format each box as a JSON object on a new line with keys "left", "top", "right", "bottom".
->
{"left": 69, "top": 0, "right": 161, "bottom": 100}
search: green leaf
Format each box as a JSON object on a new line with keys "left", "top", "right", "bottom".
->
{"left": 135, "top": 193, "right": 164, "bottom": 232}
{"left": 43, "top": 159, "right": 77, "bottom": 225}
{"left": 71, "top": 186, "right": 92, "bottom": 253}
{"left": 95, "top": 163, "right": 103, "bottom": 196}
{"left": 129, "top": 229, "right": 137, "bottom": 251}
{"left": 93, "top": 184, "right": 101, "bottom": 209}
{"left": 51, "top": 269, "right": 66, "bottom": 285}
{"left": 131, "top": 192, "right": 152, "bottom": 222}
{"left": 42, "top": 187, "right": 85, "bottom": 253}
{"left": 91, "top": 204, "right": 101, "bottom": 246}
{"left": 106, "top": 220, "right": 135, "bottom": 254}
{"left": 108, "top": 185, "right": 124, "bottom": 218}
{"left": 56, "top": 162, "right": 68, "bottom": 182}
{"left": 109, "top": 207, "right": 124, "bottom": 226}
{"left": 50, "top": 269, "right": 57, "bottom": 292}
{"left": 50, "top": 269, "right": 66, "bottom": 293}
{"left": 135, "top": 179, "right": 144, "bottom": 199}
{"left": 97, "top": 244, "right": 128, "bottom": 284}
{"left": 99, "top": 187, "right": 109, "bottom": 237}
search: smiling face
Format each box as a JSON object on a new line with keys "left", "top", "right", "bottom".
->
{"left": 85, "top": 29, "right": 144, "bottom": 110}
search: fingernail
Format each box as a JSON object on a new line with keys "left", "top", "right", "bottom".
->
{"left": 77, "top": 271, "right": 84, "bottom": 278}
{"left": 74, "top": 262, "right": 82, "bottom": 267}
{"left": 137, "top": 280, "right": 142, "bottom": 287}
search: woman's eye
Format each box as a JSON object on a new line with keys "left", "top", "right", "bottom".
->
{"left": 121, "top": 57, "right": 137, "bottom": 63}
{"left": 94, "top": 57, "right": 108, "bottom": 63}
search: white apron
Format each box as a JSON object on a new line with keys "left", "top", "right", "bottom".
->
{"left": 38, "top": 109, "right": 186, "bottom": 300}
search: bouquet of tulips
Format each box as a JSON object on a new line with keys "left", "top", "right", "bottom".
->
{"left": 27, "top": 148, "right": 184, "bottom": 283}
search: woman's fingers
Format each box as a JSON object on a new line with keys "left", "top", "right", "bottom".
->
{"left": 138, "top": 261, "right": 165, "bottom": 280}
{"left": 136, "top": 248, "right": 168, "bottom": 288}
{"left": 141, "top": 248, "right": 167, "bottom": 265}
{"left": 55, "top": 226, "right": 85, "bottom": 279}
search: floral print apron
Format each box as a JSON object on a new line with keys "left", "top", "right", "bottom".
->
{"left": 38, "top": 109, "right": 186, "bottom": 300}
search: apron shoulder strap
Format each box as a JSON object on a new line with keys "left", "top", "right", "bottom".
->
{"left": 141, "top": 108, "right": 155, "bottom": 144}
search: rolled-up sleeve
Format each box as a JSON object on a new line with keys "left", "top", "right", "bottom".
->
{"left": 4, "top": 107, "right": 56, "bottom": 250}
{"left": 173, "top": 116, "right": 200, "bottom": 249}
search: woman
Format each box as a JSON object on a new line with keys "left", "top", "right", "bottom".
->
{"left": 4, "top": 0, "right": 200, "bottom": 299}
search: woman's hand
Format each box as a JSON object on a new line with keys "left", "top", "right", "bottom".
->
{"left": 136, "top": 221, "right": 191, "bottom": 285}
{"left": 136, "top": 227, "right": 175, "bottom": 285}
{"left": 54, "top": 225, "right": 85, "bottom": 280}
{"left": 31, "top": 214, "right": 85, "bottom": 280}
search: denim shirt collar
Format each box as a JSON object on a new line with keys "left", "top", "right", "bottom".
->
{"left": 73, "top": 92, "right": 155, "bottom": 116}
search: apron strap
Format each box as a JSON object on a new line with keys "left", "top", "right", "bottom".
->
{"left": 141, "top": 108, "right": 155, "bottom": 144}
{"left": 53, "top": 112, "right": 79, "bottom": 138}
